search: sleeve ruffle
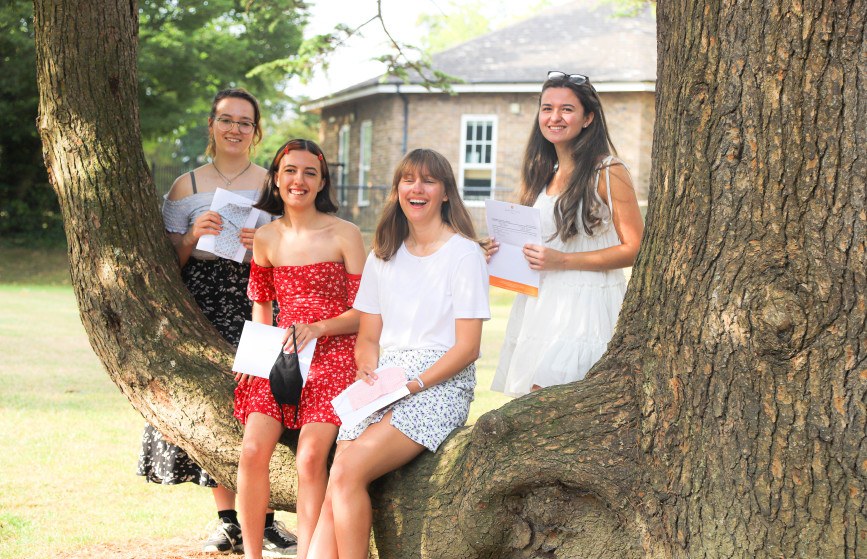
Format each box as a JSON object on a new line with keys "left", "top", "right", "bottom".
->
{"left": 344, "top": 272, "right": 362, "bottom": 307}
{"left": 247, "top": 260, "right": 276, "bottom": 302}
{"left": 161, "top": 196, "right": 191, "bottom": 234}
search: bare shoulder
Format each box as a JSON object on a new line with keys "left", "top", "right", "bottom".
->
{"left": 166, "top": 172, "right": 194, "bottom": 201}
{"left": 606, "top": 161, "right": 633, "bottom": 186}
{"left": 252, "top": 220, "right": 280, "bottom": 266}
{"left": 598, "top": 159, "right": 636, "bottom": 201}
{"left": 328, "top": 216, "right": 365, "bottom": 251}
{"left": 254, "top": 219, "right": 281, "bottom": 241}
{"left": 331, "top": 217, "right": 362, "bottom": 240}
{"left": 329, "top": 217, "right": 365, "bottom": 271}
{"left": 249, "top": 164, "right": 270, "bottom": 187}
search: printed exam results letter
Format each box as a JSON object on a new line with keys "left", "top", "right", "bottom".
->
{"left": 484, "top": 199, "right": 542, "bottom": 297}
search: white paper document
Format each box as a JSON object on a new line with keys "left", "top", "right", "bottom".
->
{"left": 232, "top": 321, "right": 317, "bottom": 382}
{"left": 331, "top": 366, "right": 411, "bottom": 430}
{"left": 196, "top": 187, "right": 262, "bottom": 263}
{"left": 484, "top": 199, "right": 542, "bottom": 296}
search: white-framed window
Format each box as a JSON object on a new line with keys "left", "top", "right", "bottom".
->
{"left": 337, "top": 124, "right": 351, "bottom": 205}
{"left": 357, "top": 120, "right": 372, "bottom": 206}
{"left": 459, "top": 115, "right": 497, "bottom": 202}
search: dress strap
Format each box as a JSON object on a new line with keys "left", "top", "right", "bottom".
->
{"left": 189, "top": 171, "right": 197, "bottom": 194}
{"left": 600, "top": 155, "right": 632, "bottom": 223}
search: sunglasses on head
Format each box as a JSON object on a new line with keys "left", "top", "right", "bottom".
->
{"left": 547, "top": 71, "right": 589, "bottom": 85}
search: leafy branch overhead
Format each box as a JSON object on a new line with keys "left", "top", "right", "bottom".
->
{"left": 247, "top": 0, "right": 462, "bottom": 93}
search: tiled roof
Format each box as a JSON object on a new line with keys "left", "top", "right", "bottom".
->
{"left": 328, "top": 0, "right": 655, "bottom": 96}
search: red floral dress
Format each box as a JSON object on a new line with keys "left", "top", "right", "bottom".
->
{"left": 233, "top": 260, "right": 361, "bottom": 429}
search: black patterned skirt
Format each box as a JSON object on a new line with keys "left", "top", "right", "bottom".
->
{"left": 136, "top": 257, "right": 252, "bottom": 486}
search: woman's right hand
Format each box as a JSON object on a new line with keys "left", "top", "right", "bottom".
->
{"left": 234, "top": 371, "right": 254, "bottom": 384}
{"left": 188, "top": 211, "right": 223, "bottom": 242}
{"left": 356, "top": 363, "right": 379, "bottom": 385}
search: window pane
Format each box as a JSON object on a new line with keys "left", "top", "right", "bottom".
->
{"left": 463, "top": 169, "right": 492, "bottom": 200}
{"left": 486, "top": 124, "right": 493, "bottom": 141}
{"left": 485, "top": 145, "right": 491, "bottom": 163}
{"left": 466, "top": 124, "right": 472, "bottom": 141}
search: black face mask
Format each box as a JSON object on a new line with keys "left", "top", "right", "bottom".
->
{"left": 269, "top": 325, "right": 303, "bottom": 424}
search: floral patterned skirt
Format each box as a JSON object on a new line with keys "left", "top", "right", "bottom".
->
{"left": 337, "top": 348, "right": 476, "bottom": 452}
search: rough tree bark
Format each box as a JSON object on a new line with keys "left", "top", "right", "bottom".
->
{"left": 33, "top": 0, "right": 865, "bottom": 558}
{"left": 31, "top": 0, "right": 301, "bottom": 505}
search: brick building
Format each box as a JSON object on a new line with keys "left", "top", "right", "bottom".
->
{"left": 303, "top": 0, "right": 656, "bottom": 231}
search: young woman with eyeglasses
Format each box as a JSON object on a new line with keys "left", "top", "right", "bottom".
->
{"left": 137, "top": 88, "right": 296, "bottom": 556}
{"left": 490, "top": 71, "right": 644, "bottom": 397}
{"left": 233, "top": 139, "right": 366, "bottom": 559}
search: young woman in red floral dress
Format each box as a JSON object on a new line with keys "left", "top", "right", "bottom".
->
{"left": 233, "top": 139, "right": 366, "bottom": 559}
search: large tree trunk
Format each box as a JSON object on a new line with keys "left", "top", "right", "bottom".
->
{"left": 33, "top": 0, "right": 865, "bottom": 558}
{"left": 632, "top": 1, "right": 867, "bottom": 555}
{"left": 32, "top": 0, "right": 300, "bottom": 506}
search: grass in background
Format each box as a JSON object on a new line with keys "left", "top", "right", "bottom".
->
{"left": 0, "top": 244, "right": 71, "bottom": 286}
{"left": 0, "top": 285, "right": 215, "bottom": 559}
{"left": 0, "top": 244, "right": 517, "bottom": 558}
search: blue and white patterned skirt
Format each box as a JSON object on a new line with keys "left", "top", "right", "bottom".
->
{"left": 337, "top": 348, "right": 476, "bottom": 452}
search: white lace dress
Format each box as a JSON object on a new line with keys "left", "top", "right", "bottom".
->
{"left": 491, "top": 159, "right": 628, "bottom": 397}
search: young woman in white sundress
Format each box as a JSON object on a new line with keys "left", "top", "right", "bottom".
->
{"left": 307, "top": 148, "right": 490, "bottom": 559}
{"left": 489, "top": 71, "right": 644, "bottom": 397}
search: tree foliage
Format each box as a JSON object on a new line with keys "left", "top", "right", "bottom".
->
{"left": 0, "top": 0, "right": 57, "bottom": 240}
{"left": 137, "top": 0, "right": 307, "bottom": 143}
{"left": 1, "top": 0, "right": 311, "bottom": 238}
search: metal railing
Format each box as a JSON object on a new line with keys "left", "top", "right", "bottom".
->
{"left": 151, "top": 161, "right": 196, "bottom": 198}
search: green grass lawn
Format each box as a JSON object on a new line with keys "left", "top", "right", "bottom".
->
{"left": 0, "top": 243, "right": 516, "bottom": 558}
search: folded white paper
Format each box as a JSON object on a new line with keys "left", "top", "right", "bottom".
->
{"left": 485, "top": 199, "right": 542, "bottom": 296}
{"left": 331, "top": 367, "right": 411, "bottom": 430}
{"left": 232, "top": 321, "right": 317, "bottom": 382}
{"left": 196, "top": 187, "right": 262, "bottom": 263}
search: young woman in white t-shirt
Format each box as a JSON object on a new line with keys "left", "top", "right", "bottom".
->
{"left": 307, "top": 148, "right": 490, "bottom": 558}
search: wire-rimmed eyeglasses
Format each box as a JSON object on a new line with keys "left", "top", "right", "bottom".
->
{"left": 214, "top": 117, "right": 256, "bottom": 135}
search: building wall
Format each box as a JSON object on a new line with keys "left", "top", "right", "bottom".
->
{"left": 599, "top": 91, "right": 655, "bottom": 201}
{"left": 316, "top": 89, "right": 654, "bottom": 232}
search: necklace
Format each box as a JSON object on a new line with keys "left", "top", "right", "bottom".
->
{"left": 213, "top": 161, "right": 252, "bottom": 187}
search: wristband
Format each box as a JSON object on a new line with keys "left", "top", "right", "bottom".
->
{"left": 415, "top": 375, "right": 425, "bottom": 389}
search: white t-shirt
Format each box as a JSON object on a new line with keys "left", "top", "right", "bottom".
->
{"left": 354, "top": 234, "right": 491, "bottom": 352}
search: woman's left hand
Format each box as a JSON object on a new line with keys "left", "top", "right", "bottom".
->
{"left": 283, "top": 322, "right": 323, "bottom": 353}
{"left": 481, "top": 237, "right": 500, "bottom": 263}
{"left": 239, "top": 227, "right": 256, "bottom": 251}
{"left": 523, "top": 243, "right": 567, "bottom": 270}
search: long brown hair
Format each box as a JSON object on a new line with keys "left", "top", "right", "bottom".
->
{"left": 254, "top": 139, "right": 337, "bottom": 215}
{"left": 521, "top": 76, "right": 617, "bottom": 240}
{"left": 206, "top": 88, "right": 263, "bottom": 158}
{"left": 373, "top": 149, "right": 477, "bottom": 261}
